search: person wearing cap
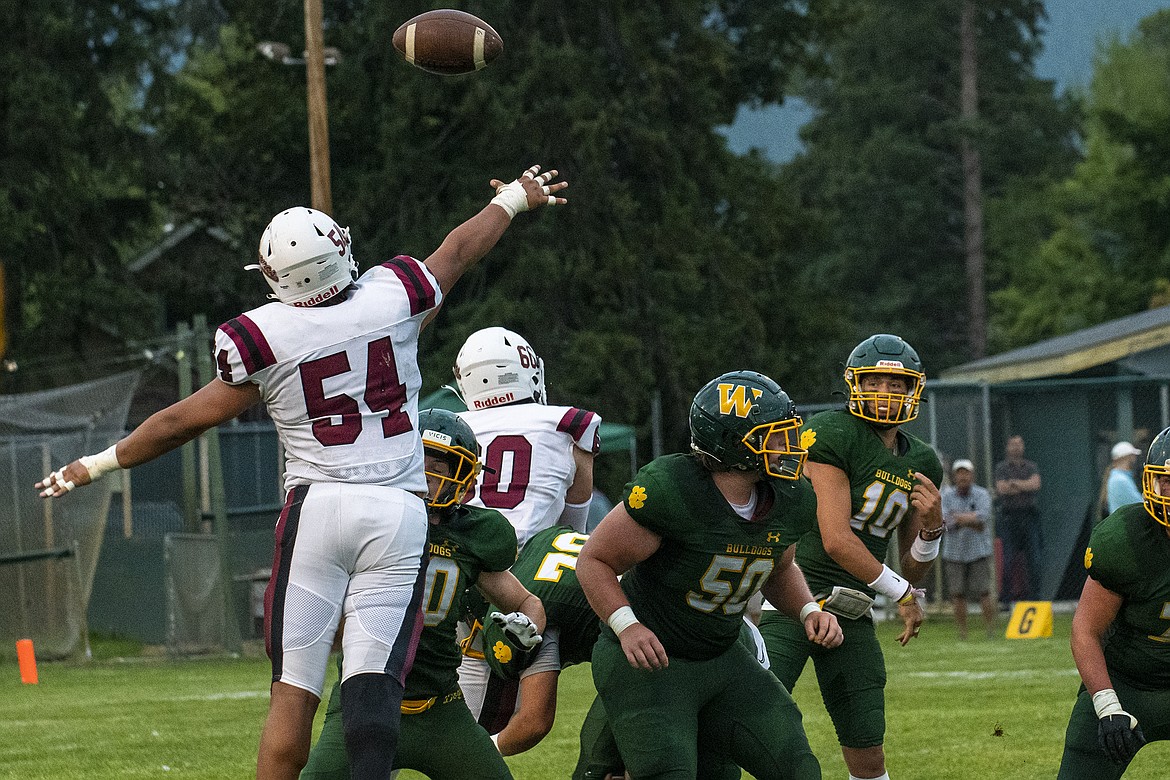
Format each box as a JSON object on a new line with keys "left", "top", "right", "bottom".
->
{"left": 941, "top": 459, "right": 995, "bottom": 640}
{"left": 1106, "top": 442, "right": 1144, "bottom": 515}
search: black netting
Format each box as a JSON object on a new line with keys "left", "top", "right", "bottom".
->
{"left": 0, "top": 370, "right": 140, "bottom": 659}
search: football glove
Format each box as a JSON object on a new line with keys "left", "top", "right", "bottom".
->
{"left": 1098, "top": 713, "right": 1146, "bottom": 765}
{"left": 488, "top": 611, "right": 542, "bottom": 650}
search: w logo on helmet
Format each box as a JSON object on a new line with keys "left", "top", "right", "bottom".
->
{"left": 718, "top": 383, "right": 763, "bottom": 418}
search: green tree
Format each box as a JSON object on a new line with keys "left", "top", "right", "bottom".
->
{"left": 785, "top": 0, "right": 1078, "bottom": 372}
{"left": 990, "top": 9, "right": 1170, "bottom": 350}
{"left": 148, "top": 0, "right": 852, "bottom": 488}
{"left": 0, "top": 0, "right": 174, "bottom": 387}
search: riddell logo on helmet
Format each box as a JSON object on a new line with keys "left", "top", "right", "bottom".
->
{"left": 875, "top": 360, "right": 905, "bottom": 369}
{"left": 292, "top": 285, "right": 339, "bottom": 308}
{"left": 473, "top": 392, "right": 515, "bottom": 409}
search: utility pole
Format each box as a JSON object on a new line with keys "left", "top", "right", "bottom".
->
{"left": 304, "top": 0, "right": 332, "bottom": 215}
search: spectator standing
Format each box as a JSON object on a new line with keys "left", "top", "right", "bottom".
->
{"left": 1105, "top": 441, "right": 1143, "bottom": 515}
{"left": 994, "top": 434, "right": 1043, "bottom": 601}
{"left": 941, "top": 459, "right": 995, "bottom": 639}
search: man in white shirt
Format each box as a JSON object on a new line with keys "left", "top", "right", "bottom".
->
{"left": 1106, "top": 441, "right": 1143, "bottom": 515}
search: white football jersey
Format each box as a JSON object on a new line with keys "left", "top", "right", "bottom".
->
{"left": 214, "top": 256, "right": 443, "bottom": 492}
{"left": 458, "top": 403, "right": 601, "bottom": 549}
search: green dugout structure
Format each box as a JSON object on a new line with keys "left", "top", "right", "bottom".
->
{"left": 901, "top": 304, "right": 1170, "bottom": 601}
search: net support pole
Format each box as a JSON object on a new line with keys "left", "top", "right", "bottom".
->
{"left": 193, "top": 314, "right": 241, "bottom": 652}
{"left": 176, "top": 321, "right": 200, "bottom": 532}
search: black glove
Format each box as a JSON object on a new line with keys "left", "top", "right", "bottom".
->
{"left": 1098, "top": 713, "right": 1146, "bottom": 765}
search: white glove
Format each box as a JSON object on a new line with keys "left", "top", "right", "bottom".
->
{"left": 489, "top": 610, "right": 543, "bottom": 650}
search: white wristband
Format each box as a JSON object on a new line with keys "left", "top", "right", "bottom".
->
{"left": 798, "top": 601, "right": 822, "bottom": 623}
{"left": 910, "top": 534, "right": 941, "bottom": 562}
{"left": 1092, "top": 688, "right": 1137, "bottom": 727}
{"left": 490, "top": 732, "right": 501, "bottom": 752}
{"left": 868, "top": 564, "right": 913, "bottom": 603}
{"left": 489, "top": 181, "right": 529, "bottom": 219}
{"left": 79, "top": 444, "right": 122, "bottom": 481}
{"left": 606, "top": 605, "right": 639, "bottom": 636}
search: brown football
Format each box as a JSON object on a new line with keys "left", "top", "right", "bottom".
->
{"left": 392, "top": 9, "right": 503, "bottom": 75}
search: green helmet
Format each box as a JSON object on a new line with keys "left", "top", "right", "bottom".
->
{"left": 1142, "top": 426, "right": 1170, "bottom": 528}
{"left": 844, "top": 334, "right": 925, "bottom": 426}
{"left": 419, "top": 408, "right": 481, "bottom": 509}
{"left": 689, "top": 370, "right": 806, "bottom": 479}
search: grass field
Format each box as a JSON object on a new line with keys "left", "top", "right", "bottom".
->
{"left": 2, "top": 613, "right": 1166, "bottom": 779}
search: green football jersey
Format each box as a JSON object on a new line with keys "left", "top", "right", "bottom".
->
{"left": 506, "top": 524, "right": 600, "bottom": 668}
{"left": 795, "top": 409, "right": 944, "bottom": 597}
{"left": 1085, "top": 502, "right": 1170, "bottom": 689}
{"left": 406, "top": 505, "right": 517, "bottom": 700}
{"left": 618, "top": 453, "right": 817, "bottom": 661}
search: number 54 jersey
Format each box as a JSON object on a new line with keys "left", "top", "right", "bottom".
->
{"left": 459, "top": 402, "right": 601, "bottom": 549}
{"left": 214, "top": 256, "right": 441, "bottom": 493}
{"left": 795, "top": 409, "right": 944, "bottom": 598}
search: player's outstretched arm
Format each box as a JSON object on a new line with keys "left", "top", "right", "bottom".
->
{"left": 424, "top": 164, "right": 568, "bottom": 294}
{"left": 36, "top": 379, "right": 261, "bottom": 498}
{"left": 577, "top": 505, "right": 667, "bottom": 670}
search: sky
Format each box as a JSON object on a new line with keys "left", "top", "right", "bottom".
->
{"left": 722, "top": 0, "right": 1170, "bottom": 162}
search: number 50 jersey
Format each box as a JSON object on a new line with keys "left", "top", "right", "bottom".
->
{"left": 459, "top": 402, "right": 601, "bottom": 549}
{"left": 214, "top": 256, "right": 442, "bottom": 493}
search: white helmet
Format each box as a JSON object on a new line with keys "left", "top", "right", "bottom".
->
{"left": 247, "top": 207, "right": 358, "bottom": 307}
{"left": 454, "top": 327, "right": 546, "bottom": 410}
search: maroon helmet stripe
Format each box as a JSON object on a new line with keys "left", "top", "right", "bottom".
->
{"left": 558, "top": 408, "right": 596, "bottom": 441}
{"left": 221, "top": 315, "right": 276, "bottom": 374}
{"left": 383, "top": 256, "right": 436, "bottom": 316}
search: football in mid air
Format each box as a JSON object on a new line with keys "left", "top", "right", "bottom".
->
{"left": 392, "top": 9, "right": 503, "bottom": 75}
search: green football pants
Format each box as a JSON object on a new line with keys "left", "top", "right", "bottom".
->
{"left": 300, "top": 675, "right": 511, "bottom": 779}
{"left": 591, "top": 633, "right": 820, "bottom": 780}
{"left": 760, "top": 610, "right": 886, "bottom": 750}
{"left": 1057, "top": 680, "right": 1170, "bottom": 779}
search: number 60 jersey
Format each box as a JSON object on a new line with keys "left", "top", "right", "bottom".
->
{"left": 459, "top": 402, "right": 601, "bottom": 550}
{"left": 213, "top": 256, "right": 441, "bottom": 494}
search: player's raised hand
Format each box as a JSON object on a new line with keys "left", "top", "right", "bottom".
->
{"left": 617, "top": 622, "right": 669, "bottom": 671}
{"left": 489, "top": 164, "right": 568, "bottom": 217}
{"left": 910, "top": 471, "right": 942, "bottom": 527}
